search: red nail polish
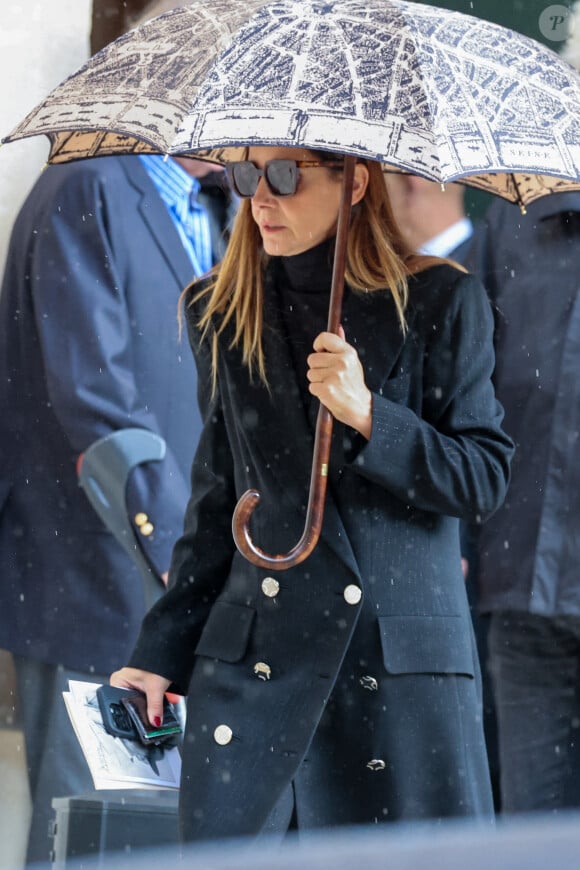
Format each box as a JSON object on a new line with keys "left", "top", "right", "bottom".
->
{"left": 153, "top": 716, "right": 162, "bottom": 727}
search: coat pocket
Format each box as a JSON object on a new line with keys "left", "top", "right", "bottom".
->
{"left": 378, "top": 615, "right": 475, "bottom": 677}
{"left": 195, "top": 600, "right": 255, "bottom": 663}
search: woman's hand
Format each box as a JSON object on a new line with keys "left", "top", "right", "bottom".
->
{"left": 307, "top": 325, "right": 372, "bottom": 439}
{"left": 110, "top": 666, "right": 171, "bottom": 728}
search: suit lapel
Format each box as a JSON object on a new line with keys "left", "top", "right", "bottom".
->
{"left": 121, "top": 158, "right": 195, "bottom": 292}
{"left": 341, "top": 284, "right": 416, "bottom": 395}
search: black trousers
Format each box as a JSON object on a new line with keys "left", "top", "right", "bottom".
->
{"left": 489, "top": 611, "right": 580, "bottom": 813}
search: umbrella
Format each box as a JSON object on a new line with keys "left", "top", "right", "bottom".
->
{"left": 5, "top": 0, "right": 580, "bottom": 203}
{"left": 5, "top": 0, "right": 580, "bottom": 569}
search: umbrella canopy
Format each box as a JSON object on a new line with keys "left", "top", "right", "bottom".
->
{"left": 4, "top": 0, "right": 580, "bottom": 207}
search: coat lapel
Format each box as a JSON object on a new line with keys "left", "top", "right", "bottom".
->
{"left": 121, "top": 158, "right": 195, "bottom": 292}
{"left": 341, "top": 283, "right": 416, "bottom": 395}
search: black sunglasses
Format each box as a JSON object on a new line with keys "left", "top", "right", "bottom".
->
{"left": 226, "top": 158, "right": 344, "bottom": 198}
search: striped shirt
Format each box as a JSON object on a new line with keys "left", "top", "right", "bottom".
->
{"left": 139, "top": 154, "right": 213, "bottom": 277}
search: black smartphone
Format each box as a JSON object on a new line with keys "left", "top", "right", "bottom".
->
{"left": 96, "top": 684, "right": 139, "bottom": 741}
{"left": 121, "top": 690, "right": 182, "bottom": 746}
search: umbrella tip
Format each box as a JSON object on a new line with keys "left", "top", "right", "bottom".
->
{"left": 519, "top": 204, "right": 527, "bottom": 216}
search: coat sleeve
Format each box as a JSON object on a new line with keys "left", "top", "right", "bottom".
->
{"left": 27, "top": 166, "right": 191, "bottom": 574}
{"left": 347, "top": 272, "right": 514, "bottom": 522}
{"left": 128, "top": 303, "right": 237, "bottom": 693}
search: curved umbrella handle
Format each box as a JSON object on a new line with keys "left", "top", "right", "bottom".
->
{"left": 232, "top": 156, "right": 357, "bottom": 570}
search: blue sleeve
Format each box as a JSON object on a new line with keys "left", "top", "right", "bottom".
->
{"left": 29, "top": 167, "right": 191, "bottom": 574}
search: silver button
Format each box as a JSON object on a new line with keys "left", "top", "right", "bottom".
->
{"left": 253, "top": 662, "right": 272, "bottom": 681}
{"left": 360, "top": 675, "right": 378, "bottom": 691}
{"left": 213, "top": 725, "right": 233, "bottom": 746}
{"left": 261, "top": 577, "right": 280, "bottom": 598}
{"left": 366, "top": 759, "right": 386, "bottom": 771}
{"left": 343, "top": 584, "right": 362, "bottom": 605}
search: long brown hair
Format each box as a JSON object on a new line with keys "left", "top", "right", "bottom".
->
{"left": 185, "top": 151, "right": 442, "bottom": 387}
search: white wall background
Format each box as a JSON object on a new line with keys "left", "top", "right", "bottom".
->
{"left": 0, "top": 0, "right": 92, "bottom": 277}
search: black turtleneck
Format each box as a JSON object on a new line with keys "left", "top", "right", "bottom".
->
{"left": 271, "top": 235, "right": 365, "bottom": 492}
{"left": 273, "top": 236, "right": 338, "bottom": 409}
{"left": 272, "top": 235, "right": 362, "bottom": 492}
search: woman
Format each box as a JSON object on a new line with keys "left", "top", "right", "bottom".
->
{"left": 111, "top": 146, "right": 513, "bottom": 840}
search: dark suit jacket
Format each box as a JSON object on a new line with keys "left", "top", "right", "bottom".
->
{"left": 0, "top": 156, "right": 230, "bottom": 673}
{"left": 130, "top": 260, "right": 513, "bottom": 837}
{"left": 467, "top": 192, "right": 580, "bottom": 616}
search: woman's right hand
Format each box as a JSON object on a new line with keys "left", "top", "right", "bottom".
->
{"left": 110, "top": 667, "right": 171, "bottom": 729}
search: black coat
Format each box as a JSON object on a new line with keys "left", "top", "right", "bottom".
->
{"left": 467, "top": 193, "right": 580, "bottom": 616}
{"left": 130, "top": 260, "right": 513, "bottom": 839}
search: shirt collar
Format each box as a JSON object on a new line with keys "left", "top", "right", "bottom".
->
{"left": 419, "top": 217, "right": 473, "bottom": 258}
{"left": 139, "top": 154, "right": 201, "bottom": 206}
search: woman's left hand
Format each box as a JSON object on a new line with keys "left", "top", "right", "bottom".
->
{"left": 307, "top": 326, "right": 372, "bottom": 439}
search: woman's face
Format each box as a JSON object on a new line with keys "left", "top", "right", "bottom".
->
{"left": 248, "top": 146, "right": 364, "bottom": 257}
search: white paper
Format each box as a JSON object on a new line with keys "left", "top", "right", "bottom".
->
{"left": 63, "top": 680, "right": 181, "bottom": 790}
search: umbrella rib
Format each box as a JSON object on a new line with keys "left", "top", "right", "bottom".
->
{"left": 510, "top": 173, "right": 528, "bottom": 215}
{"left": 335, "top": 16, "right": 365, "bottom": 117}
{"left": 287, "top": 18, "right": 317, "bottom": 100}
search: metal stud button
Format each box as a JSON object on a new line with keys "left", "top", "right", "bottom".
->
{"left": 343, "top": 584, "right": 362, "bottom": 605}
{"left": 134, "top": 512, "right": 148, "bottom": 526}
{"left": 139, "top": 522, "right": 154, "bottom": 536}
{"left": 213, "top": 725, "right": 233, "bottom": 746}
{"left": 261, "top": 577, "right": 280, "bottom": 598}
{"left": 360, "top": 675, "right": 378, "bottom": 691}
{"left": 253, "top": 662, "right": 272, "bottom": 681}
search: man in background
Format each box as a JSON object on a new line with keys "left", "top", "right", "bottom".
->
{"left": 383, "top": 172, "right": 473, "bottom": 262}
{"left": 469, "top": 183, "right": 580, "bottom": 813}
{"left": 384, "top": 171, "right": 501, "bottom": 809}
{"left": 465, "top": 2, "right": 580, "bottom": 815}
{"left": 0, "top": 146, "right": 234, "bottom": 864}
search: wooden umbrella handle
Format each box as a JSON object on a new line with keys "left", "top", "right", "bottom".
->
{"left": 232, "top": 156, "right": 357, "bottom": 570}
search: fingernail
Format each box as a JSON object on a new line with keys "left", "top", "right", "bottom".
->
{"left": 153, "top": 716, "right": 162, "bottom": 727}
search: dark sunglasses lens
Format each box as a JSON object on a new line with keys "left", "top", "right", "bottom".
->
{"left": 266, "top": 160, "right": 298, "bottom": 196}
{"left": 229, "top": 162, "right": 261, "bottom": 197}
